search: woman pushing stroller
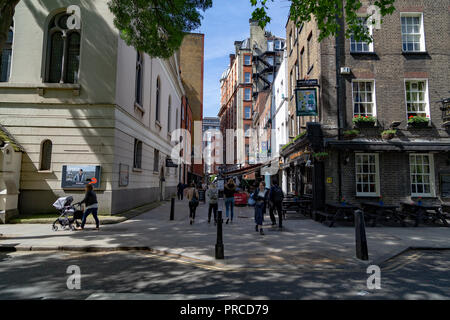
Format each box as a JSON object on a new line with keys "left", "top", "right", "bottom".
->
{"left": 75, "top": 184, "right": 100, "bottom": 231}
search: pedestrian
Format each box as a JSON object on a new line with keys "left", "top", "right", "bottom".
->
{"left": 252, "top": 181, "right": 269, "bottom": 235}
{"left": 224, "top": 178, "right": 236, "bottom": 224}
{"left": 206, "top": 183, "right": 219, "bottom": 225}
{"left": 269, "top": 178, "right": 284, "bottom": 229}
{"left": 186, "top": 182, "right": 199, "bottom": 225}
{"left": 76, "top": 184, "right": 100, "bottom": 230}
{"left": 177, "top": 181, "right": 184, "bottom": 200}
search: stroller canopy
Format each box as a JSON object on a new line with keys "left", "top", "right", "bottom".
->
{"left": 53, "top": 196, "right": 74, "bottom": 210}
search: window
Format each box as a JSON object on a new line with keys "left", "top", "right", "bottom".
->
{"left": 155, "top": 77, "right": 161, "bottom": 122}
{"left": 266, "top": 56, "right": 274, "bottom": 66}
{"left": 244, "top": 55, "right": 251, "bottom": 65}
{"left": 0, "top": 22, "right": 13, "bottom": 82}
{"left": 355, "top": 153, "right": 380, "bottom": 196}
{"left": 267, "top": 72, "right": 274, "bottom": 83}
{"left": 289, "top": 31, "right": 293, "bottom": 52}
{"left": 153, "top": 149, "right": 160, "bottom": 172}
{"left": 306, "top": 33, "right": 312, "bottom": 71}
{"left": 405, "top": 80, "right": 429, "bottom": 118}
{"left": 401, "top": 13, "right": 425, "bottom": 52}
{"left": 352, "top": 81, "right": 376, "bottom": 116}
{"left": 274, "top": 40, "right": 283, "bottom": 50}
{"left": 46, "top": 12, "right": 80, "bottom": 83}
{"left": 133, "top": 139, "right": 143, "bottom": 169}
{"left": 39, "top": 140, "right": 52, "bottom": 171}
{"left": 410, "top": 154, "right": 435, "bottom": 197}
{"left": 299, "top": 48, "right": 304, "bottom": 79}
{"left": 244, "top": 72, "right": 251, "bottom": 83}
{"left": 350, "top": 17, "right": 373, "bottom": 53}
{"left": 244, "top": 106, "right": 251, "bottom": 119}
{"left": 175, "top": 109, "right": 179, "bottom": 130}
{"left": 244, "top": 124, "right": 251, "bottom": 136}
{"left": 135, "top": 52, "right": 143, "bottom": 106}
{"left": 267, "top": 40, "right": 274, "bottom": 52}
{"left": 167, "top": 96, "right": 172, "bottom": 133}
{"left": 245, "top": 144, "right": 249, "bottom": 157}
{"left": 290, "top": 70, "right": 294, "bottom": 97}
{"left": 244, "top": 88, "right": 251, "bottom": 101}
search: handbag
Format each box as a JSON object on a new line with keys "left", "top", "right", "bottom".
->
{"left": 247, "top": 193, "right": 256, "bottom": 207}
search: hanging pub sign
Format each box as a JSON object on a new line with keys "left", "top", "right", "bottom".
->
{"left": 296, "top": 88, "right": 318, "bottom": 116}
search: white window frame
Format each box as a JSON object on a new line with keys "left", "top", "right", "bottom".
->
{"left": 244, "top": 72, "right": 251, "bottom": 83}
{"left": 244, "top": 55, "right": 251, "bottom": 65}
{"left": 404, "top": 79, "right": 430, "bottom": 120}
{"left": 355, "top": 153, "right": 380, "bottom": 197}
{"left": 244, "top": 88, "right": 251, "bottom": 101}
{"left": 352, "top": 79, "right": 377, "bottom": 117}
{"left": 400, "top": 12, "right": 426, "bottom": 52}
{"left": 350, "top": 16, "right": 374, "bottom": 53}
{"left": 409, "top": 153, "right": 435, "bottom": 197}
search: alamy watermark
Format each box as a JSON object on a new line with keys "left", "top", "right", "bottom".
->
{"left": 66, "top": 265, "right": 81, "bottom": 290}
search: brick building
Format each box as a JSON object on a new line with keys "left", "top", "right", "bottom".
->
{"left": 280, "top": 0, "right": 450, "bottom": 209}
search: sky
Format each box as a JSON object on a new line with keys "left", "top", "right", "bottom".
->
{"left": 194, "top": 0, "right": 291, "bottom": 118}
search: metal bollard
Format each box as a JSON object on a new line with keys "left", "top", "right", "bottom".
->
{"left": 215, "top": 210, "right": 224, "bottom": 259}
{"left": 170, "top": 197, "right": 175, "bottom": 221}
{"left": 354, "top": 209, "right": 369, "bottom": 260}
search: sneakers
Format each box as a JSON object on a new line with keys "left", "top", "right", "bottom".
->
{"left": 255, "top": 225, "right": 259, "bottom": 232}
{"left": 260, "top": 228, "right": 264, "bottom": 235}
{"left": 226, "top": 218, "right": 229, "bottom": 224}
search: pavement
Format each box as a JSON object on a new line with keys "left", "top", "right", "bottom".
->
{"left": 0, "top": 199, "right": 449, "bottom": 271}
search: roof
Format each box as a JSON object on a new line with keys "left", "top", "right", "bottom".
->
{"left": 0, "top": 123, "right": 24, "bottom": 152}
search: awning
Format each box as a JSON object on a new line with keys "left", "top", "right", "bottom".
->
{"left": 327, "top": 140, "right": 450, "bottom": 152}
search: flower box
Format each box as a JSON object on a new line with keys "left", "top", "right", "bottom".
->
{"left": 352, "top": 115, "right": 376, "bottom": 128}
{"left": 408, "top": 115, "right": 430, "bottom": 128}
{"left": 381, "top": 130, "right": 396, "bottom": 140}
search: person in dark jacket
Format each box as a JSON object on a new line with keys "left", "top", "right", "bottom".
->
{"left": 224, "top": 179, "right": 236, "bottom": 224}
{"left": 76, "top": 184, "right": 99, "bottom": 230}
{"left": 269, "top": 178, "right": 284, "bottom": 229}
{"left": 177, "top": 182, "right": 184, "bottom": 200}
{"left": 252, "top": 181, "right": 269, "bottom": 235}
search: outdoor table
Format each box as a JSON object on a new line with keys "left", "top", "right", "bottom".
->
{"left": 361, "top": 202, "right": 404, "bottom": 227}
{"left": 282, "top": 198, "right": 301, "bottom": 215}
{"left": 319, "top": 202, "right": 360, "bottom": 227}
{"left": 401, "top": 202, "right": 449, "bottom": 227}
{"left": 297, "top": 199, "right": 313, "bottom": 217}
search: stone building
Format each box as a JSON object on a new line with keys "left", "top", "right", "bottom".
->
{"left": 0, "top": 0, "right": 201, "bottom": 219}
{"left": 280, "top": 0, "right": 450, "bottom": 209}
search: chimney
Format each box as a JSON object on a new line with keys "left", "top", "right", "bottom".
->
{"left": 229, "top": 54, "right": 235, "bottom": 65}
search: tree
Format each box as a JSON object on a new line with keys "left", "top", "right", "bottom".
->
{"left": 0, "top": 0, "right": 212, "bottom": 58}
{"left": 250, "top": 0, "right": 396, "bottom": 43}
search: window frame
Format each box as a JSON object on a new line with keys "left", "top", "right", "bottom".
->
{"left": 352, "top": 79, "right": 377, "bottom": 117}
{"left": 244, "top": 88, "right": 251, "bottom": 101}
{"left": 400, "top": 12, "right": 426, "bottom": 53}
{"left": 244, "top": 72, "right": 251, "bottom": 84}
{"left": 355, "top": 153, "right": 380, "bottom": 197}
{"left": 244, "top": 106, "right": 251, "bottom": 119}
{"left": 244, "top": 55, "right": 251, "bottom": 66}
{"left": 39, "top": 139, "right": 53, "bottom": 171}
{"left": 135, "top": 52, "right": 144, "bottom": 107}
{"left": 350, "top": 16, "right": 374, "bottom": 53}
{"left": 153, "top": 149, "right": 160, "bottom": 173}
{"left": 409, "top": 153, "right": 435, "bottom": 197}
{"left": 155, "top": 77, "right": 161, "bottom": 123}
{"left": 167, "top": 95, "right": 172, "bottom": 133}
{"left": 404, "top": 79, "right": 430, "bottom": 120}
{"left": 0, "top": 22, "right": 14, "bottom": 82}
{"left": 133, "top": 139, "right": 143, "bottom": 170}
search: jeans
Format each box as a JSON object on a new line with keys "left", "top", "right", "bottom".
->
{"left": 208, "top": 203, "right": 218, "bottom": 222}
{"left": 177, "top": 191, "right": 183, "bottom": 200}
{"left": 255, "top": 202, "right": 265, "bottom": 226}
{"left": 269, "top": 201, "right": 283, "bottom": 227}
{"left": 81, "top": 207, "right": 99, "bottom": 229}
{"left": 225, "top": 197, "right": 234, "bottom": 220}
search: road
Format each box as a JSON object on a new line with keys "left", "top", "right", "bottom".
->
{"left": 0, "top": 249, "right": 449, "bottom": 300}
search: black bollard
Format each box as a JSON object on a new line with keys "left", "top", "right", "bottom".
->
{"left": 354, "top": 209, "right": 369, "bottom": 260}
{"left": 170, "top": 197, "right": 175, "bottom": 221}
{"left": 215, "top": 210, "right": 224, "bottom": 259}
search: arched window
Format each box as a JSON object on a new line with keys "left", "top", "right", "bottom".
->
{"left": 40, "top": 140, "right": 53, "bottom": 171}
{"left": 0, "top": 22, "right": 13, "bottom": 82}
{"left": 167, "top": 95, "right": 172, "bottom": 133}
{"left": 46, "top": 11, "right": 81, "bottom": 84}
{"left": 155, "top": 77, "right": 161, "bottom": 123}
{"left": 133, "top": 139, "right": 142, "bottom": 169}
{"left": 135, "top": 52, "right": 143, "bottom": 106}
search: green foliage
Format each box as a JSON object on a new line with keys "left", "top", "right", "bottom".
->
{"left": 313, "top": 152, "right": 328, "bottom": 158}
{"left": 108, "top": 0, "right": 212, "bottom": 58}
{"left": 281, "top": 141, "right": 293, "bottom": 150}
{"left": 250, "top": 0, "right": 396, "bottom": 43}
{"left": 343, "top": 129, "right": 359, "bottom": 136}
{"left": 408, "top": 115, "right": 429, "bottom": 124}
{"left": 381, "top": 129, "right": 396, "bottom": 135}
{"left": 293, "top": 131, "right": 307, "bottom": 141}
{"left": 352, "top": 115, "right": 376, "bottom": 123}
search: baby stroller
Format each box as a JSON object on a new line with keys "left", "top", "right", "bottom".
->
{"left": 52, "top": 196, "right": 84, "bottom": 231}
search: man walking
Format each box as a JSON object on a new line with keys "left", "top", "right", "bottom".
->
{"left": 206, "top": 183, "right": 219, "bottom": 224}
{"left": 269, "top": 178, "right": 284, "bottom": 229}
{"left": 177, "top": 182, "right": 184, "bottom": 200}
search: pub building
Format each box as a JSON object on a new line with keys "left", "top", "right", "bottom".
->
{"left": 281, "top": 0, "right": 450, "bottom": 212}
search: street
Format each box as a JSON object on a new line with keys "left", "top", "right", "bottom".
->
{"left": 0, "top": 249, "right": 449, "bottom": 300}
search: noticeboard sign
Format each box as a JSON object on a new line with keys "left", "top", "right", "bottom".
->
{"left": 297, "top": 79, "right": 319, "bottom": 87}
{"left": 296, "top": 88, "right": 318, "bottom": 116}
{"left": 61, "top": 165, "right": 101, "bottom": 189}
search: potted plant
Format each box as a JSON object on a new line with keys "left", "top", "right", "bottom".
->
{"left": 408, "top": 115, "right": 430, "bottom": 128}
{"left": 313, "top": 152, "right": 328, "bottom": 161}
{"left": 352, "top": 115, "right": 376, "bottom": 128}
{"left": 381, "top": 129, "right": 397, "bottom": 140}
{"left": 343, "top": 129, "right": 359, "bottom": 140}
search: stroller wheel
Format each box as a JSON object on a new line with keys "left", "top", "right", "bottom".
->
{"left": 52, "top": 224, "right": 58, "bottom": 231}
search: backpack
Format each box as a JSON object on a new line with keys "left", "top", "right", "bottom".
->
{"left": 190, "top": 189, "right": 199, "bottom": 207}
{"left": 271, "top": 186, "right": 284, "bottom": 203}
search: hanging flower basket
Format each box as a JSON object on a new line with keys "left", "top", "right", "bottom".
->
{"left": 408, "top": 115, "right": 429, "bottom": 128}
{"left": 381, "top": 129, "right": 396, "bottom": 140}
{"left": 313, "top": 152, "right": 328, "bottom": 162}
{"left": 352, "top": 115, "right": 376, "bottom": 128}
